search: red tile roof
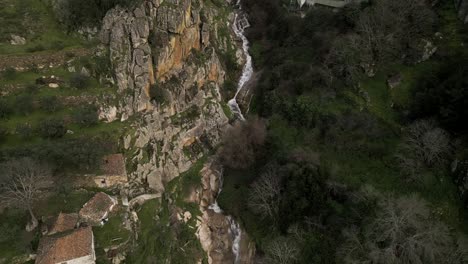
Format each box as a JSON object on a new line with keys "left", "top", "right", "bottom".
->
{"left": 35, "top": 227, "right": 94, "bottom": 264}
{"left": 49, "top": 213, "right": 78, "bottom": 235}
{"left": 79, "top": 192, "right": 117, "bottom": 223}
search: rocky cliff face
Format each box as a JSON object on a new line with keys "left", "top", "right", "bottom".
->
{"left": 99, "top": 0, "right": 238, "bottom": 193}
{"left": 98, "top": 1, "right": 254, "bottom": 262}
{"left": 192, "top": 160, "right": 256, "bottom": 264}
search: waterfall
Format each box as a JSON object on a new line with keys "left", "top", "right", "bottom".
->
{"left": 228, "top": 2, "right": 253, "bottom": 121}
{"left": 208, "top": 1, "right": 254, "bottom": 262}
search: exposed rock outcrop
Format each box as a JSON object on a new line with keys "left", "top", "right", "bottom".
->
{"left": 99, "top": 1, "right": 253, "bottom": 262}
{"left": 190, "top": 160, "right": 256, "bottom": 264}
{"left": 99, "top": 0, "right": 237, "bottom": 195}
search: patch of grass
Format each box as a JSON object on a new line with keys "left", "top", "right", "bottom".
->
{"left": 94, "top": 213, "right": 131, "bottom": 249}
{"left": 0, "top": 0, "right": 85, "bottom": 55}
{"left": 34, "top": 189, "right": 94, "bottom": 217}
{"left": 0, "top": 208, "right": 31, "bottom": 260}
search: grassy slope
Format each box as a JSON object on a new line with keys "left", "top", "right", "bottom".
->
{"left": 0, "top": 0, "right": 85, "bottom": 55}
{"left": 0, "top": 1, "right": 128, "bottom": 261}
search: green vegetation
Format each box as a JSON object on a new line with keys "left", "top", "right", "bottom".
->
{"left": 55, "top": 0, "right": 144, "bottom": 30}
{"left": 94, "top": 213, "right": 131, "bottom": 249}
{"left": 215, "top": 0, "right": 468, "bottom": 263}
{"left": 0, "top": 0, "right": 85, "bottom": 55}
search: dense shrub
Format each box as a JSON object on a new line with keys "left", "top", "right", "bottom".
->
{"left": 40, "top": 96, "right": 62, "bottom": 113}
{"left": 2, "top": 67, "right": 17, "bottom": 80}
{"left": 56, "top": 0, "right": 144, "bottom": 29}
{"left": 278, "top": 158, "right": 329, "bottom": 231}
{"left": 410, "top": 56, "right": 468, "bottom": 133}
{"left": 217, "top": 118, "right": 266, "bottom": 169}
{"left": 0, "top": 126, "right": 8, "bottom": 143}
{"left": 0, "top": 99, "right": 13, "bottom": 119}
{"left": 38, "top": 118, "right": 67, "bottom": 139}
{"left": 0, "top": 136, "right": 115, "bottom": 172}
{"left": 72, "top": 105, "right": 99, "bottom": 127}
{"left": 149, "top": 84, "right": 169, "bottom": 105}
{"left": 69, "top": 73, "right": 91, "bottom": 89}
{"left": 25, "top": 84, "right": 40, "bottom": 94}
{"left": 15, "top": 123, "right": 33, "bottom": 139}
{"left": 15, "top": 94, "right": 34, "bottom": 115}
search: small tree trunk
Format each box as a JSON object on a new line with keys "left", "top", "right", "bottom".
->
{"left": 26, "top": 205, "right": 38, "bottom": 232}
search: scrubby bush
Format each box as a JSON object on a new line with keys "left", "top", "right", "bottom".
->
{"left": 15, "top": 123, "right": 33, "bottom": 139}
{"left": 26, "top": 44, "right": 46, "bottom": 53}
{"left": 2, "top": 67, "right": 17, "bottom": 80}
{"left": 38, "top": 118, "right": 66, "bottom": 139}
{"left": 410, "top": 55, "right": 468, "bottom": 133}
{"left": 56, "top": 0, "right": 144, "bottom": 29}
{"left": 338, "top": 195, "right": 468, "bottom": 264}
{"left": 40, "top": 96, "right": 62, "bottom": 113}
{"left": 0, "top": 126, "right": 8, "bottom": 143}
{"left": 72, "top": 105, "right": 99, "bottom": 127}
{"left": 396, "top": 120, "right": 452, "bottom": 181}
{"left": 69, "top": 73, "right": 90, "bottom": 89}
{"left": 25, "top": 84, "right": 39, "bottom": 94}
{"left": 149, "top": 84, "right": 169, "bottom": 105}
{"left": 0, "top": 99, "right": 13, "bottom": 119}
{"left": 217, "top": 118, "right": 266, "bottom": 169}
{"left": 15, "top": 94, "right": 34, "bottom": 115}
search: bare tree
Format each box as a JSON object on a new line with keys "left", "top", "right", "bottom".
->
{"left": 217, "top": 117, "right": 266, "bottom": 169}
{"left": 248, "top": 164, "right": 281, "bottom": 222}
{"left": 396, "top": 120, "right": 452, "bottom": 181}
{"left": 262, "top": 236, "right": 300, "bottom": 264}
{"left": 338, "top": 195, "right": 464, "bottom": 264}
{"left": 0, "top": 158, "right": 52, "bottom": 231}
{"left": 355, "top": 0, "right": 435, "bottom": 68}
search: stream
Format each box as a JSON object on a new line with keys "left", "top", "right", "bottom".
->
{"left": 207, "top": 0, "right": 253, "bottom": 262}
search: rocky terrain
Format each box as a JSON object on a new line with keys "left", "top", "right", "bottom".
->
{"left": 98, "top": 0, "right": 254, "bottom": 262}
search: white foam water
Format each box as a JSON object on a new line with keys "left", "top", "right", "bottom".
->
{"left": 228, "top": 4, "right": 253, "bottom": 122}
{"left": 208, "top": 1, "right": 253, "bottom": 262}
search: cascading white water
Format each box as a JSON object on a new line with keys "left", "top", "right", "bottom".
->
{"left": 207, "top": 2, "right": 253, "bottom": 262}
{"left": 228, "top": 1, "right": 253, "bottom": 121}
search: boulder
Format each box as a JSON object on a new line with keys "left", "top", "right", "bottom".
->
{"left": 10, "top": 34, "right": 26, "bottom": 45}
{"left": 387, "top": 73, "right": 403, "bottom": 89}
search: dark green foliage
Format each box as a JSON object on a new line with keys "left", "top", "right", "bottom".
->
{"left": 25, "top": 84, "right": 39, "bottom": 94}
{"left": 410, "top": 55, "right": 468, "bottom": 133}
{"left": 15, "top": 123, "right": 33, "bottom": 139}
{"left": 40, "top": 96, "right": 62, "bottom": 113}
{"left": 0, "top": 99, "right": 13, "bottom": 119}
{"left": 38, "top": 118, "right": 66, "bottom": 139}
{"left": 279, "top": 160, "right": 329, "bottom": 230}
{"left": 149, "top": 84, "right": 169, "bottom": 105}
{"left": 15, "top": 94, "right": 34, "bottom": 115}
{"left": 26, "top": 44, "right": 45, "bottom": 53}
{"left": 0, "top": 126, "right": 8, "bottom": 143}
{"left": 60, "top": 0, "right": 144, "bottom": 29}
{"left": 69, "top": 73, "right": 90, "bottom": 89}
{"left": 0, "top": 136, "right": 114, "bottom": 172}
{"left": 72, "top": 105, "right": 98, "bottom": 127}
{"left": 2, "top": 67, "right": 17, "bottom": 80}
{"left": 0, "top": 221, "right": 21, "bottom": 243}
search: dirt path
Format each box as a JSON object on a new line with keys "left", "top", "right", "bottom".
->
{"left": 0, "top": 47, "right": 92, "bottom": 71}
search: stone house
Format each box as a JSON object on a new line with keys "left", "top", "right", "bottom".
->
{"left": 79, "top": 192, "right": 118, "bottom": 225}
{"left": 35, "top": 226, "right": 95, "bottom": 264}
